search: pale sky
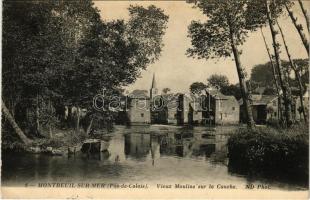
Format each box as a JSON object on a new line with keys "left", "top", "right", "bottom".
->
{"left": 94, "top": 1, "right": 309, "bottom": 94}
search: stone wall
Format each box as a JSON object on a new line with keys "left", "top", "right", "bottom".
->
{"left": 128, "top": 98, "right": 151, "bottom": 124}
{"left": 214, "top": 98, "right": 239, "bottom": 125}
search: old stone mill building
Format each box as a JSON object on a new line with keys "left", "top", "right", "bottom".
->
{"left": 125, "top": 74, "right": 240, "bottom": 126}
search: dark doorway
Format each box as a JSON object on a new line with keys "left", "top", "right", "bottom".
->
{"left": 256, "top": 105, "right": 267, "bottom": 124}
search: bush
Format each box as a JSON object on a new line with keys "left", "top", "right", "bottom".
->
{"left": 228, "top": 124, "right": 309, "bottom": 184}
{"left": 63, "top": 130, "right": 88, "bottom": 146}
{"left": 39, "top": 138, "right": 66, "bottom": 148}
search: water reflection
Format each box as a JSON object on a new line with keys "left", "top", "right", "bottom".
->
{"left": 124, "top": 134, "right": 151, "bottom": 160}
{"left": 122, "top": 128, "right": 228, "bottom": 165}
{"left": 2, "top": 125, "right": 306, "bottom": 190}
{"left": 77, "top": 151, "right": 111, "bottom": 161}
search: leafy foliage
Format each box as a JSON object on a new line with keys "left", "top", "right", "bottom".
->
{"left": 187, "top": 0, "right": 258, "bottom": 127}
{"left": 188, "top": 0, "right": 293, "bottom": 59}
{"left": 128, "top": 5, "right": 169, "bottom": 66}
{"left": 187, "top": 0, "right": 251, "bottom": 59}
{"left": 2, "top": 0, "right": 168, "bottom": 141}
{"left": 162, "top": 88, "right": 171, "bottom": 94}
{"left": 250, "top": 59, "right": 309, "bottom": 93}
{"left": 207, "top": 74, "right": 229, "bottom": 89}
{"left": 221, "top": 84, "right": 242, "bottom": 100}
{"left": 189, "top": 82, "right": 207, "bottom": 95}
{"left": 250, "top": 62, "right": 276, "bottom": 87}
{"left": 228, "top": 125, "right": 309, "bottom": 185}
{"left": 245, "top": 0, "right": 292, "bottom": 29}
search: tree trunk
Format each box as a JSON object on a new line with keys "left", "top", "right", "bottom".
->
{"left": 2, "top": 100, "right": 32, "bottom": 145}
{"left": 267, "top": 1, "right": 293, "bottom": 127}
{"left": 48, "top": 99, "right": 53, "bottom": 138}
{"left": 298, "top": 0, "right": 309, "bottom": 32}
{"left": 9, "top": 96, "right": 17, "bottom": 118}
{"left": 67, "top": 106, "right": 73, "bottom": 128}
{"left": 285, "top": 4, "right": 309, "bottom": 55}
{"left": 86, "top": 117, "right": 94, "bottom": 135}
{"left": 229, "top": 26, "right": 255, "bottom": 128}
{"left": 76, "top": 107, "right": 80, "bottom": 132}
{"left": 277, "top": 20, "right": 308, "bottom": 123}
{"left": 49, "top": 126, "right": 53, "bottom": 138}
{"left": 260, "top": 27, "right": 283, "bottom": 122}
{"left": 294, "top": 66, "right": 308, "bottom": 123}
{"left": 260, "top": 27, "right": 280, "bottom": 95}
{"left": 35, "top": 94, "right": 41, "bottom": 136}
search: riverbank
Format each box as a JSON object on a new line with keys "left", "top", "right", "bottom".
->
{"left": 227, "top": 124, "right": 309, "bottom": 186}
{"left": 2, "top": 125, "right": 307, "bottom": 191}
{"left": 2, "top": 128, "right": 88, "bottom": 155}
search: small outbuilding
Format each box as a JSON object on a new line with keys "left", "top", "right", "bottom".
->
{"left": 240, "top": 95, "right": 279, "bottom": 124}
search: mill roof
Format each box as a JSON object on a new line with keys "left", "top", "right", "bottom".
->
{"left": 239, "top": 95, "right": 278, "bottom": 105}
{"left": 205, "top": 89, "right": 234, "bottom": 100}
{"left": 251, "top": 95, "right": 278, "bottom": 105}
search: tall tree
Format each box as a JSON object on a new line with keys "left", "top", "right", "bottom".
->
{"left": 260, "top": 27, "right": 280, "bottom": 95}
{"left": 260, "top": 27, "right": 283, "bottom": 121}
{"left": 69, "top": 5, "right": 169, "bottom": 130}
{"left": 2, "top": 100, "right": 32, "bottom": 145}
{"left": 190, "top": 82, "right": 207, "bottom": 95}
{"left": 246, "top": 0, "right": 308, "bottom": 126}
{"left": 2, "top": 1, "right": 62, "bottom": 136}
{"left": 276, "top": 20, "right": 307, "bottom": 122}
{"left": 127, "top": 5, "right": 169, "bottom": 68}
{"left": 285, "top": 2, "right": 309, "bottom": 54}
{"left": 187, "top": 0, "right": 255, "bottom": 128}
{"left": 207, "top": 74, "right": 229, "bottom": 90}
{"left": 2, "top": 1, "right": 168, "bottom": 140}
{"left": 266, "top": 0, "right": 293, "bottom": 127}
{"left": 298, "top": 0, "right": 309, "bottom": 32}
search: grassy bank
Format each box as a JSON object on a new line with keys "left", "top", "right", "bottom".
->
{"left": 227, "top": 124, "right": 309, "bottom": 184}
{"left": 2, "top": 128, "right": 88, "bottom": 153}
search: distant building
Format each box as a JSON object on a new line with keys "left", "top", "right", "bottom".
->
{"left": 127, "top": 90, "right": 151, "bottom": 124}
{"left": 151, "top": 93, "right": 191, "bottom": 125}
{"left": 205, "top": 88, "right": 240, "bottom": 125}
{"left": 149, "top": 74, "right": 190, "bottom": 125}
{"left": 150, "top": 73, "right": 167, "bottom": 124}
{"left": 240, "top": 95, "right": 279, "bottom": 124}
{"left": 188, "top": 98, "right": 206, "bottom": 125}
{"left": 151, "top": 94, "right": 168, "bottom": 124}
{"left": 126, "top": 75, "right": 239, "bottom": 126}
{"left": 162, "top": 94, "right": 179, "bottom": 124}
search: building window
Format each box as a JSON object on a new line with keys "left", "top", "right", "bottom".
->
{"left": 232, "top": 107, "right": 235, "bottom": 111}
{"left": 225, "top": 113, "right": 227, "bottom": 117}
{"left": 141, "top": 113, "right": 144, "bottom": 117}
{"left": 274, "top": 112, "right": 277, "bottom": 117}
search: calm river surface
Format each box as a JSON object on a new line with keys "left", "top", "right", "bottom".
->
{"left": 2, "top": 125, "right": 307, "bottom": 190}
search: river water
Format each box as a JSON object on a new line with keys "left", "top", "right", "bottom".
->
{"left": 1, "top": 125, "right": 307, "bottom": 190}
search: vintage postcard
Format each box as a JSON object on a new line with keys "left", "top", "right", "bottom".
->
{"left": 1, "top": 0, "right": 309, "bottom": 199}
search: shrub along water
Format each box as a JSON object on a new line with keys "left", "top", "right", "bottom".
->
{"left": 227, "top": 124, "right": 309, "bottom": 185}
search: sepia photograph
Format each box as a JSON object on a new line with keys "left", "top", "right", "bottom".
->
{"left": 1, "top": 0, "right": 309, "bottom": 199}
